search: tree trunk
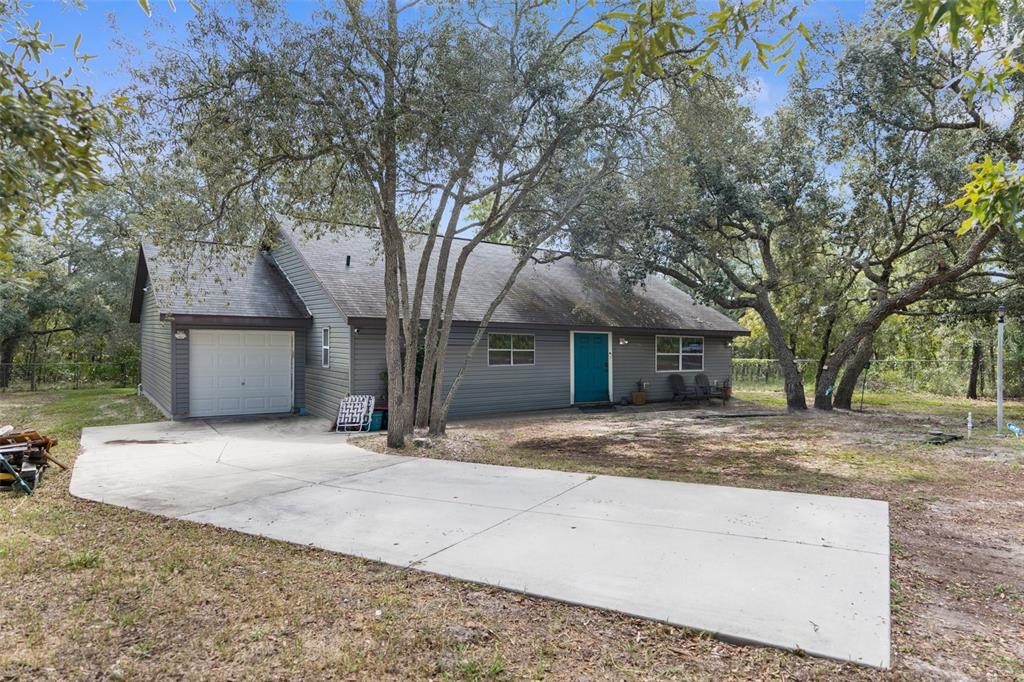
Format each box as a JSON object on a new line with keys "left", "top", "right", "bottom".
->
{"left": 757, "top": 293, "right": 807, "bottom": 411}
{"left": 814, "top": 317, "right": 835, "bottom": 392}
{"left": 814, "top": 223, "right": 999, "bottom": 410}
{"left": 380, "top": 0, "right": 415, "bottom": 449}
{"left": 0, "top": 337, "right": 16, "bottom": 389}
{"left": 414, "top": 208, "right": 463, "bottom": 429}
{"left": 967, "top": 340, "right": 982, "bottom": 399}
{"left": 833, "top": 334, "right": 874, "bottom": 410}
{"left": 425, "top": 184, "right": 596, "bottom": 436}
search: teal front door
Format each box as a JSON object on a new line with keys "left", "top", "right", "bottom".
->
{"left": 573, "top": 333, "right": 610, "bottom": 403}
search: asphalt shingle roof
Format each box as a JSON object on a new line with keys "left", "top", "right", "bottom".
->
{"left": 279, "top": 221, "right": 746, "bottom": 335}
{"left": 140, "top": 243, "right": 310, "bottom": 320}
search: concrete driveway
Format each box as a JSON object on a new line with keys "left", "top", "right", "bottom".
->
{"left": 72, "top": 418, "right": 890, "bottom": 668}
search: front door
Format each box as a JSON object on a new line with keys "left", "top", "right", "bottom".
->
{"left": 573, "top": 332, "right": 610, "bottom": 403}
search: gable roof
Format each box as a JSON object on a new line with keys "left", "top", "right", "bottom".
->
{"left": 129, "top": 243, "right": 311, "bottom": 323}
{"left": 278, "top": 221, "right": 747, "bottom": 336}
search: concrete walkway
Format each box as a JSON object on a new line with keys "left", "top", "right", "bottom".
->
{"left": 72, "top": 418, "right": 890, "bottom": 668}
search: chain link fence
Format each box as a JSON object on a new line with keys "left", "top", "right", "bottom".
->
{"left": 0, "top": 361, "right": 139, "bottom": 392}
{"left": 733, "top": 358, "right": 1014, "bottom": 398}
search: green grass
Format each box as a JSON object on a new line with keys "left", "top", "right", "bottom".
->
{"left": 0, "top": 387, "right": 163, "bottom": 453}
{"left": 66, "top": 549, "right": 103, "bottom": 570}
{"left": 735, "top": 386, "right": 1024, "bottom": 421}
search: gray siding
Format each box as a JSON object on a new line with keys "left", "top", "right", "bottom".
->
{"left": 169, "top": 326, "right": 307, "bottom": 417}
{"left": 352, "top": 326, "right": 571, "bottom": 418}
{"left": 350, "top": 326, "right": 734, "bottom": 418}
{"left": 612, "top": 333, "right": 732, "bottom": 402}
{"left": 171, "top": 324, "right": 188, "bottom": 417}
{"left": 139, "top": 283, "right": 172, "bottom": 416}
{"left": 269, "top": 239, "right": 350, "bottom": 419}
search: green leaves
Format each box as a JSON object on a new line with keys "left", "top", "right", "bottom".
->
{"left": 596, "top": 0, "right": 816, "bottom": 94}
{"left": 904, "top": 0, "right": 1005, "bottom": 52}
{"left": 901, "top": 0, "right": 1023, "bottom": 241}
{"left": 951, "top": 158, "right": 1024, "bottom": 236}
{"left": 0, "top": 10, "right": 118, "bottom": 271}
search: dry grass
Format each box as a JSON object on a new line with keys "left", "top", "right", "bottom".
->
{"left": 2, "top": 388, "right": 1023, "bottom": 680}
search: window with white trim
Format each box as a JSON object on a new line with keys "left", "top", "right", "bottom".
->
{"left": 488, "top": 333, "right": 535, "bottom": 366}
{"left": 655, "top": 335, "right": 703, "bottom": 372}
{"left": 321, "top": 327, "right": 330, "bottom": 368}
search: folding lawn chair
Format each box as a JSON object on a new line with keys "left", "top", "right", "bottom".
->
{"left": 336, "top": 395, "right": 376, "bottom": 432}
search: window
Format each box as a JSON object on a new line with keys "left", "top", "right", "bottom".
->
{"left": 655, "top": 335, "right": 703, "bottom": 372}
{"left": 488, "top": 333, "right": 535, "bottom": 366}
{"left": 321, "top": 327, "right": 330, "bottom": 368}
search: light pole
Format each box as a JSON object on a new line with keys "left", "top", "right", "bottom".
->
{"left": 997, "top": 305, "right": 1006, "bottom": 436}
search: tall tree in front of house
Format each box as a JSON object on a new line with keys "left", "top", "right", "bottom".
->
{"left": 796, "top": 5, "right": 1016, "bottom": 410}
{"left": 126, "top": 1, "right": 633, "bottom": 446}
{"left": 568, "top": 85, "right": 835, "bottom": 411}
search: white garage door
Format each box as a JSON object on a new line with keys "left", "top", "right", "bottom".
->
{"left": 189, "top": 330, "right": 294, "bottom": 417}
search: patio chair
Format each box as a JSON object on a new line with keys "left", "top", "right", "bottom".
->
{"left": 695, "top": 374, "right": 725, "bottom": 405}
{"left": 669, "top": 374, "right": 700, "bottom": 403}
{"left": 336, "top": 395, "right": 376, "bottom": 432}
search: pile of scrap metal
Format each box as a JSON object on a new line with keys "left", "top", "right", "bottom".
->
{"left": 0, "top": 425, "right": 65, "bottom": 494}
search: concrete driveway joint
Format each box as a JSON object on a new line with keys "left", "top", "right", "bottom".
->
{"left": 72, "top": 418, "right": 890, "bottom": 668}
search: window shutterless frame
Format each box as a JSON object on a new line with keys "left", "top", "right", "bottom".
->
{"left": 487, "top": 333, "right": 535, "bottom": 366}
{"left": 321, "top": 327, "right": 330, "bottom": 368}
{"left": 654, "top": 335, "right": 704, "bottom": 372}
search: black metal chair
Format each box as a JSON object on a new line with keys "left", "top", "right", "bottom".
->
{"left": 669, "top": 374, "right": 700, "bottom": 403}
{"left": 695, "top": 373, "right": 725, "bottom": 404}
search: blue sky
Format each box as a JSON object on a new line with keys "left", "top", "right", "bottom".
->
{"left": 20, "top": 0, "right": 871, "bottom": 115}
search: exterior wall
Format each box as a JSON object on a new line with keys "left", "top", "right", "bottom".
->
{"left": 138, "top": 282, "right": 173, "bottom": 416}
{"left": 269, "top": 240, "right": 350, "bottom": 419}
{"left": 351, "top": 326, "right": 571, "bottom": 418}
{"left": 350, "top": 325, "right": 735, "bottom": 418}
{"left": 169, "top": 326, "right": 306, "bottom": 418}
{"left": 611, "top": 333, "right": 733, "bottom": 403}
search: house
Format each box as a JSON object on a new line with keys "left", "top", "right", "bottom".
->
{"left": 129, "top": 222, "right": 748, "bottom": 420}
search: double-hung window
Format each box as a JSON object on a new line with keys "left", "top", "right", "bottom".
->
{"left": 321, "top": 327, "right": 330, "bottom": 368}
{"left": 655, "top": 335, "right": 703, "bottom": 372}
{"left": 488, "top": 333, "right": 535, "bottom": 366}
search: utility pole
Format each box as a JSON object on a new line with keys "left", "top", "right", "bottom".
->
{"left": 997, "top": 305, "right": 1006, "bottom": 436}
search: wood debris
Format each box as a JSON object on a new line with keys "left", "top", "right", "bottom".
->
{"left": 0, "top": 425, "right": 61, "bottom": 493}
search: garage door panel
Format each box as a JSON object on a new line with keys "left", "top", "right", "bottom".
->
{"left": 217, "top": 354, "right": 242, "bottom": 370}
{"left": 245, "top": 376, "right": 269, "bottom": 390}
{"left": 189, "top": 330, "right": 293, "bottom": 417}
{"left": 267, "top": 375, "right": 290, "bottom": 390}
{"left": 217, "top": 398, "right": 242, "bottom": 412}
{"left": 267, "top": 356, "right": 290, "bottom": 371}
